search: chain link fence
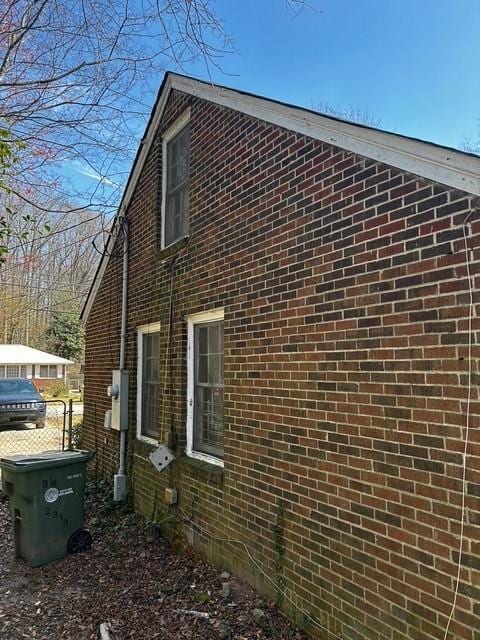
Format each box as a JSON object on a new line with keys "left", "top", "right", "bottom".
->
{"left": 0, "top": 400, "right": 79, "bottom": 458}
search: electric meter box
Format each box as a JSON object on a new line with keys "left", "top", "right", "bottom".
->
{"left": 108, "top": 369, "right": 129, "bottom": 431}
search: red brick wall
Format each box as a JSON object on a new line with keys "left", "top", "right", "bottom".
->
{"left": 84, "top": 89, "right": 480, "bottom": 640}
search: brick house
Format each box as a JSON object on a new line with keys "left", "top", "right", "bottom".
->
{"left": 81, "top": 73, "right": 480, "bottom": 639}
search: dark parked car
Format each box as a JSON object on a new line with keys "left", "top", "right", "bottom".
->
{"left": 0, "top": 378, "right": 46, "bottom": 429}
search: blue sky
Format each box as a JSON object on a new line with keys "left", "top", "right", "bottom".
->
{"left": 67, "top": 0, "right": 479, "bottom": 200}
{"left": 189, "top": 0, "right": 479, "bottom": 151}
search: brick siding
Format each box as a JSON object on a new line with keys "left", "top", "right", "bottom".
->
{"left": 83, "top": 89, "right": 480, "bottom": 640}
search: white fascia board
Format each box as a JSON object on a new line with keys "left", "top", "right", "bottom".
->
{"left": 171, "top": 75, "right": 480, "bottom": 196}
{"left": 81, "top": 73, "right": 480, "bottom": 323}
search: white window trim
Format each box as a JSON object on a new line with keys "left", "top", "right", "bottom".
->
{"left": 136, "top": 321, "right": 162, "bottom": 445}
{"left": 186, "top": 308, "right": 224, "bottom": 467}
{"left": 161, "top": 108, "right": 191, "bottom": 250}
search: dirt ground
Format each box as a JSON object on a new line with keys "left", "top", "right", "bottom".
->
{"left": 0, "top": 482, "right": 307, "bottom": 640}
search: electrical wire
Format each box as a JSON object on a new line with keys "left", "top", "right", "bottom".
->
{"left": 442, "top": 222, "right": 475, "bottom": 639}
{"left": 4, "top": 214, "right": 104, "bottom": 252}
{"left": 0, "top": 282, "right": 90, "bottom": 294}
{"left": 0, "top": 230, "right": 106, "bottom": 275}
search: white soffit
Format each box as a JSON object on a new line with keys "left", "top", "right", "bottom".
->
{"left": 81, "top": 73, "right": 480, "bottom": 323}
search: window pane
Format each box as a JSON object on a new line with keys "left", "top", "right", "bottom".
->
{"left": 197, "top": 326, "right": 208, "bottom": 354}
{"left": 176, "top": 129, "right": 189, "bottom": 183}
{"left": 164, "top": 124, "right": 189, "bottom": 246}
{"left": 0, "top": 366, "right": 5, "bottom": 378}
{"left": 194, "top": 387, "right": 224, "bottom": 455}
{"left": 7, "top": 365, "right": 19, "bottom": 378}
{"left": 206, "top": 355, "right": 221, "bottom": 385}
{"left": 193, "top": 320, "right": 224, "bottom": 458}
{"left": 141, "top": 331, "right": 161, "bottom": 439}
{"left": 209, "top": 324, "right": 221, "bottom": 354}
{"left": 197, "top": 355, "right": 208, "bottom": 384}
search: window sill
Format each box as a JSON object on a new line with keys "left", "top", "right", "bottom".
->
{"left": 179, "top": 454, "right": 224, "bottom": 486}
{"left": 158, "top": 235, "right": 190, "bottom": 259}
{"left": 134, "top": 437, "right": 159, "bottom": 458}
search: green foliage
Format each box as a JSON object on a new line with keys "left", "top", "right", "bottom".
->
{"left": 51, "top": 381, "right": 69, "bottom": 398}
{"left": 196, "top": 593, "right": 211, "bottom": 604}
{"left": 71, "top": 418, "right": 84, "bottom": 448}
{"left": 45, "top": 313, "right": 84, "bottom": 361}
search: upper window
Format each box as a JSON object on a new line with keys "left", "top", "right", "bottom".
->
{"left": 137, "top": 323, "right": 161, "bottom": 442}
{"left": 187, "top": 310, "right": 224, "bottom": 465}
{"left": 162, "top": 110, "right": 190, "bottom": 248}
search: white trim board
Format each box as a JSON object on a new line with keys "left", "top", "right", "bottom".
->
{"left": 81, "top": 72, "right": 480, "bottom": 323}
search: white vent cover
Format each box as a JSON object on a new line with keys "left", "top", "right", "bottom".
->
{"left": 149, "top": 445, "right": 174, "bottom": 472}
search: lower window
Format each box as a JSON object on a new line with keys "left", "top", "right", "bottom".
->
{"left": 137, "top": 323, "right": 161, "bottom": 441}
{"left": 38, "top": 365, "right": 57, "bottom": 379}
{"left": 187, "top": 310, "right": 224, "bottom": 464}
{"left": 0, "top": 365, "right": 27, "bottom": 378}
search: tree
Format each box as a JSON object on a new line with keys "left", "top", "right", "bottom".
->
{"left": 45, "top": 313, "right": 84, "bottom": 361}
{"left": 0, "top": 198, "right": 103, "bottom": 345}
{"left": 462, "top": 119, "right": 480, "bottom": 155}
{"left": 0, "top": 0, "right": 231, "bottom": 218}
{"left": 313, "top": 101, "right": 382, "bottom": 128}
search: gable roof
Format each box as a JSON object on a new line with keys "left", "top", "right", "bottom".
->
{"left": 0, "top": 345, "right": 72, "bottom": 365}
{"left": 81, "top": 72, "right": 480, "bottom": 323}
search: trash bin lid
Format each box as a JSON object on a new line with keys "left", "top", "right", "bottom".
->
{"left": 0, "top": 449, "right": 94, "bottom": 472}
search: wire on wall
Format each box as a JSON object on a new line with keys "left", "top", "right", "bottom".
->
{"left": 442, "top": 221, "right": 475, "bottom": 640}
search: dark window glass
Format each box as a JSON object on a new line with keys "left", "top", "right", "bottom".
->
{"left": 38, "top": 365, "right": 56, "bottom": 378}
{"left": 165, "top": 125, "right": 189, "bottom": 246}
{"left": 141, "top": 332, "right": 160, "bottom": 439}
{"left": 193, "top": 321, "right": 224, "bottom": 458}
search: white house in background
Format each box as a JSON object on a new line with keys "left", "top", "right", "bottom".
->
{"left": 0, "top": 345, "right": 72, "bottom": 386}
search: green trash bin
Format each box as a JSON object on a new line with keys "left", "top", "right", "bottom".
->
{"left": 0, "top": 449, "right": 94, "bottom": 567}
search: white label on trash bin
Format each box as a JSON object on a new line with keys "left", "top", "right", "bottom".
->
{"left": 44, "top": 487, "right": 73, "bottom": 502}
{"left": 44, "top": 487, "right": 59, "bottom": 503}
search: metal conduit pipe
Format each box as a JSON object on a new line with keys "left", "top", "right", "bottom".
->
{"left": 114, "top": 215, "right": 128, "bottom": 501}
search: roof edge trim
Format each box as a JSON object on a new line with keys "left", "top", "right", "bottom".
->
{"left": 81, "top": 72, "right": 480, "bottom": 324}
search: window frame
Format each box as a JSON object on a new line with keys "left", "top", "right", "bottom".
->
{"left": 136, "top": 321, "right": 162, "bottom": 444}
{"left": 6, "top": 365, "right": 19, "bottom": 378}
{"left": 186, "top": 308, "right": 224, "bottom": 467}
{"left": 161, "top": 108, "right": 191, "bottom": 249}
{"left": 37, "top": 365, "right": 58, "bottom": 379}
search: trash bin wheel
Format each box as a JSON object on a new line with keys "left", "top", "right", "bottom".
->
{"left": 67, "top": 528, "right": 92, "bottom": 554}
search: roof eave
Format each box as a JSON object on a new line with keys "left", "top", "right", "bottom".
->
{"left": 81, "top": 72, "right": 480, "bottom": 324}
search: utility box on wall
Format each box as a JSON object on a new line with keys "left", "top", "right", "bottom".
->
{"left": 107, "top": 370, "right": 129, "bottom": 431}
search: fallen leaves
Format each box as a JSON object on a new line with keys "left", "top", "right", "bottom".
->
{"left": 0, "top": 484, "right": 307, "bottom": 640}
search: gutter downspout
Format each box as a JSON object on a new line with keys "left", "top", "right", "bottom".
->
{"left": 114, "top": 215, "right": 128, "bottom": 501}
